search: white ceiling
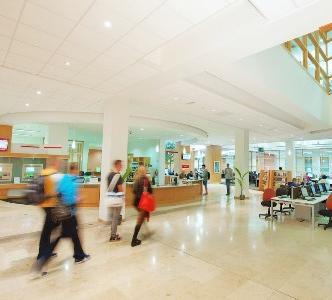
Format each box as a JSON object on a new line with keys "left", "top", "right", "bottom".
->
{"left": 0, "top": 0, "right": 331, "bottom": 146}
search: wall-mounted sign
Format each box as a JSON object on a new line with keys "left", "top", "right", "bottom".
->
{"left": 0, "top": 138, "right": 9, "bottom": 151}
{"left": 258, "top": 147, "right": 264, "bottom": 153}
{"left": 182, "top": 164, "right": 190, "bottom": 169}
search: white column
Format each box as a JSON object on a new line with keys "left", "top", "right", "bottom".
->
{"left": 285, "top": 140, "right": 295, "bottom": 177}
{"left": 312, "top": 150, "right": 320, "bottom": 177}
{"left": 158, "top": 139, "right": 165, "bottom": 186}
{"left": 45, "top": 124, "right": 68, "bottom": 155}
{"left": 99, "top": 99, "right": 129, "bottom": 221}
{"left": 234, "top": 129, "right": 249, "bottom": 198}
{"left": 81, "top": 142, "right": 90, "bottom": 172}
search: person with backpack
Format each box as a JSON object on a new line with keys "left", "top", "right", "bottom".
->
{"left": 33, "top": 158, "right": 63, "bottom": 276}
{"left": 53, "top": 163, "right": 90, "bottom": 263}
{"left": 201, "top": 164, "right": 209, "bottom": 195}
{"left": 106, "top": 160, "right": 124, "bottom": 242}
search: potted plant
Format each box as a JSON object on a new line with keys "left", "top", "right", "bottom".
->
{"left": 235, "top": 167, "right": 249, "bottom": 200}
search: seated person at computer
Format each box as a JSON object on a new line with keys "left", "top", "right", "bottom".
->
{"left": 319, "top": 174, "right": 328, "bottom": 184}
{"left": 303, "top": 172, "right": 311, "bottom": 184}
{"left": 288, "top": 178, "right": 299, "bottom": 187}
{"left": 186, "top": 170, "right": 194, "bottom": 180}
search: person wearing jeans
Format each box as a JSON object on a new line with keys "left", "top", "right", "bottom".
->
{"left": 224, "top": 163, "right": 233, "bottom": 196}
{"left": 107, "top": 160, "right": 124, "bottom": 242}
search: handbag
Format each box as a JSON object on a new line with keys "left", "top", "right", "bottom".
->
{"left": 138, "top": 191, "right": 156, "bottom": 212}
{"left": 105, "top": 173, "right": 124, "bottom": 207}
{"left": 51, "top": 196, "right": 72, "bottom": 223}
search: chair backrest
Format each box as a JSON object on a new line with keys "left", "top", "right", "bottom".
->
{"left": 263, "top": 188, "right": 276, "bottom": 201}
{"left": 276, "top": 186, "right": 287, "bottom": 197}
{"left": 326, "top": 194, "right": 332, "bottom": 210}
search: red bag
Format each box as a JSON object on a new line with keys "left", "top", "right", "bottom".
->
{"left": 138, "top": 191, "right": 156, "bottom": 212}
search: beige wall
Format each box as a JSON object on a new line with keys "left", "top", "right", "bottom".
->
{"left": 87, "top": 149, "right": 102, "bottom": 172}
{"left": 205, "top": 145, "right": 222, "bottom": 184}
{"left": 174, "top": 144, "right": 195, "bottom": 174}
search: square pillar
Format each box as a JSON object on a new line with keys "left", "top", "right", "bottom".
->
{"left": 235, "top": 129, "right": 249, "bottom": 198}
{"left": 99, "top": 100, "right": 129, "bottom": 221}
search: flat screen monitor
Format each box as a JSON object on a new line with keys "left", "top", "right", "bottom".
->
{"left": 182, "top": 153, "right": 191, "bottom": 160}
{"left": 0, "top": 138, "right": 8, "bottom": 151}
{"left": 26, "top": 167, "right": 35, "bottom": 173}
{"left": 310, "top": 185, "right": 317, "bottom": 195}
{"left": 322, "top": 183, "right": 328, "bottom": 192}
{"left": 301, "top": 187, "right": 309, "bottom": 198}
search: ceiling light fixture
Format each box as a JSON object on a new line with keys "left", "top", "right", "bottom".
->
{"left": 36, "top": 90, "right": 42, "bottom": 95}
{"left": 104, "top": 20, "right": 112, "bottom": 28}
{"left": 140, "top": 128, "right": 144, "bottom": 131}
{"left": 71, "top": 140, "right": 76, "bottom": 149}
{"left": 25, "top": 103, "right": 30, "bottom": 107}
{"left": 65, "top": 61, "right": 71, "bottom": 66}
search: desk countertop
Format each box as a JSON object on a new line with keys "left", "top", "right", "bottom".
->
{"left": 272, "top": 195, "right": 328, "bottom": 205}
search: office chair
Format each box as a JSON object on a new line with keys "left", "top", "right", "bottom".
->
{"left": 318, "top": 194, "right": 332, "bottom": 230}
{"left": 259, "top": 188, "right": 278, "bottom": 220}
{"left": 274, "top": 187, "right": 291, "bottom": 215}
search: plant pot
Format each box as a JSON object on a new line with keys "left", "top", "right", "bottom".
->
{"left": 239, "top": 195, "right": 245, "bottom": 200}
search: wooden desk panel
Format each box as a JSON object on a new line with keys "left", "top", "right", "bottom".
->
{"left": 125, "top": 183, "right": 202, "bottom": 207}
{"left": 78, "top": 184, "right": 100, "bottom": 207}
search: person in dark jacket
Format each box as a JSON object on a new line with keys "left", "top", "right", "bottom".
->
{"left": 131, "top": 166, "right": 152, "bottom": 247}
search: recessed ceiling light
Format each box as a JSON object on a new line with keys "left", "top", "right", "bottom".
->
{"left": 140, "top": 128, "right": 144, "bottom": 131}
{"left": 36, "top": 90, "right": 42, "bottom": 95}
{"left": 173, "top": 97, "right": 179, "bottom": 101}
{"left": 104, "top": 20, "right": 112, "bottom": 28}
{"left": 210, "top": 109, "right": 217, "bottom": 112}
{"left": 259, "top": 124, "right": 263, "bottom": 127}
{"left": 25, "top": 103, "right": 30, "bottom": 107}
{"left": 239, "top": 118, "right": 243, "bottom": 121}
{"left": 65, "top": 61, "right": 71, "bottom": 66}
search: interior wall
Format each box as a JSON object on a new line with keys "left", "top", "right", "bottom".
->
{"left": 87, "top": 149, "right": 102, "bottom": 172}
{"left": 128, "top": 139, "right": 159, "bottom": 174}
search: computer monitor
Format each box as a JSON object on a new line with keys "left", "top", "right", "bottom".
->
{"left": 309, "top": 185, "right": 316, "bottom": 196}
{"left": 301, "top": 187, "right": 309, "bottom": 198}
{"left": 322, "top": 183, "right": 328, "bottom": 192}
{"left": 292, "top": 186, "right": 301, "bottom": 199}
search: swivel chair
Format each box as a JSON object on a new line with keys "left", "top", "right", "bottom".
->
{"left": 276, "top": 186, "right": 294, "bottom": 215}
{"left": 318, "top": 194, "right": 332, "bottom": 230}
{"left": 259, "top": 188, "right": 277, "bottom": 220}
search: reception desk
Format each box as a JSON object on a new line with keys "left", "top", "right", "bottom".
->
{"left": 125, "top": 182, "right": 203, "bottom": 207}
{"left": 0, "top": 181, "right": 203, "bottom": 208}
{"left": 0, "top": 182, "right": 100, "bottom": 207}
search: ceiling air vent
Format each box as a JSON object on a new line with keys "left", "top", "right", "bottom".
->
{"left": 185, "top": 101, "right": 196, "bottom": 105}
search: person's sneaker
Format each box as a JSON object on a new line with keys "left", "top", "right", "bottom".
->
{"left": 75, "top": 255, "right": 91, "bottom": 264}
{"left": 51, "top": 252, "right": 57, "bottom": 258}
{"left": 109, "top": 234, "right": 121, "bottom": 242}
{"left": 131, "top": 239, "right": 142, "bottom": 247}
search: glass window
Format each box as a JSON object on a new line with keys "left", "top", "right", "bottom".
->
{"left": 304, "top": 157, "right": 312, "bottom": 173}
{"left": 320, "top": 156, "right": 329, "bottom": 175}
{"left": 68, "top": 140, "right": 84, "bottom": 171}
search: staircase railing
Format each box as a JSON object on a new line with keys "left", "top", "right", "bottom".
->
{"left": 284, "top": 24, "right": 331, "bottom": 95}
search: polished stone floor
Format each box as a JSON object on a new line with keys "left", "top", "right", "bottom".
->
{"left": 1, "top": 184, "right": 332, "bottom": 300}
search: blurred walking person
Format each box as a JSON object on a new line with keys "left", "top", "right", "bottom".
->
{"left": 33, "top": 158, "right": 63, "bottom": 276}
{"left": 131, "top": 166, "right": 154, "bottom": 247}
{"left": 53, "top": 163, "right": 90, "bottom": 263}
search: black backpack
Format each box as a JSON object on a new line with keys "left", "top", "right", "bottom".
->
{"left": 207, "top": 171, "right": 211, "bottom": 180}
{"left": 26, "top": 176, "right": 45, "bottom": 205}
